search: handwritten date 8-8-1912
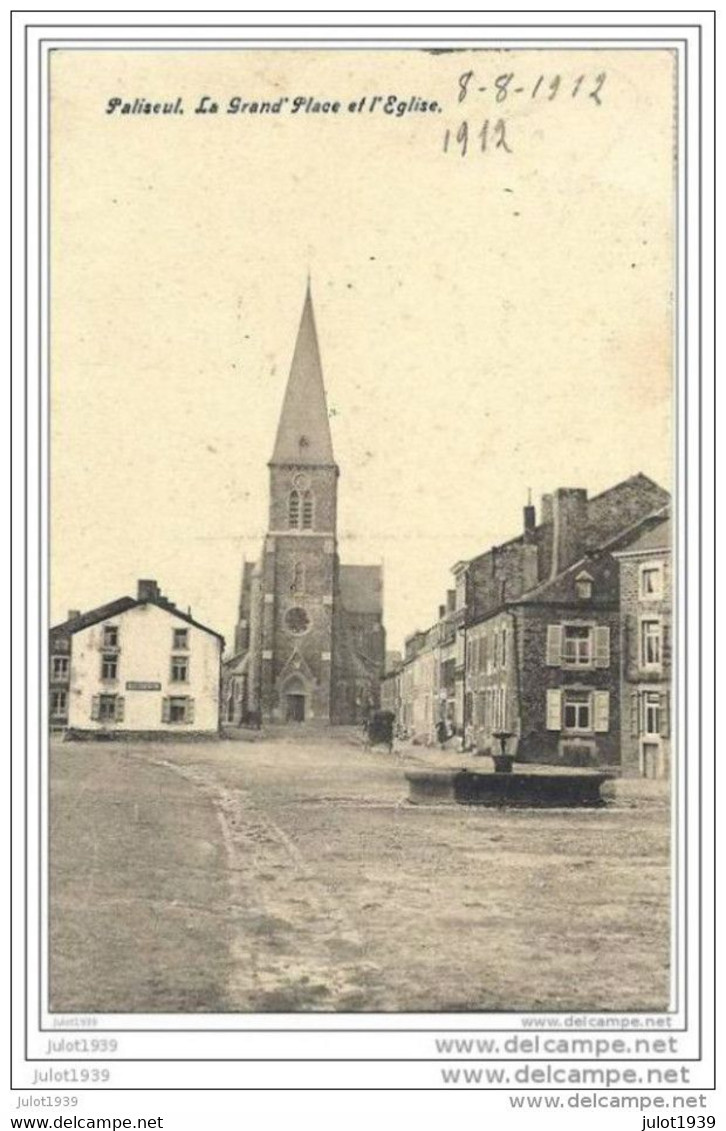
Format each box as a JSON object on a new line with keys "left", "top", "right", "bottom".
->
{"left": 458, "top": 70, "right": 607, "bottom": 105}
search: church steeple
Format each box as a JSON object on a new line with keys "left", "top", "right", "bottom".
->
{"left": 270, "top": 283, "right": 336, "bottom": 467}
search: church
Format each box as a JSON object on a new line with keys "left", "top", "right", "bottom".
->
{"left": 223, "top": 285, "right": 385, "bottom": 726}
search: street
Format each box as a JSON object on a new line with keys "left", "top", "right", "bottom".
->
{"left": 50, "top": 730, "right": 670, "bottom": 1014}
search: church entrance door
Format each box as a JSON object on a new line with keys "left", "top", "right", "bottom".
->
{"left": 286, "top": 693, "right": 306, "bottom": 723}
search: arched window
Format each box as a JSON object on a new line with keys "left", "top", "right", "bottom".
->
{"left": 288, "top": 489, "right": 300, "bottom": 529}
{"left": 302, "top": 490, "right": 314, "bottom": 529}
{"left": 291, "top": 561, "right": 305, "bottom": 593}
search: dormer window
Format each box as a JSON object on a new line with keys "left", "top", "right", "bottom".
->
{"left": 575, "top": 571, "right": 594, "bottom": 600}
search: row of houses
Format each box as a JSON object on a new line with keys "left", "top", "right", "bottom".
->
{"left": 381, "top": 474, "right": 672, "bottom": 778}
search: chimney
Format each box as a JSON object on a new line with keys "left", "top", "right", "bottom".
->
{"left": 540, "top": 493, "right": 553, "bottom": 527}
{"left": 550, "top": 488, "right": 588, "bottom": 578}
{"left": 522, "top": 544, "right": 539, "bottom": 592}
{"left": 137, "top": 579, "right": 160, "bottom": 601}
{"left": 67, "top": 609, "right": 81, "bottom": 622}
{"left": 446, "top": 589, "right": 456, "bottom": 614}
{"left": 523, "top": 490, "right": 536, "bottom": 541}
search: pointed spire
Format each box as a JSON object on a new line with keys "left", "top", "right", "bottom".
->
{"left": 270, "top": 283, "right": 336, "bottom": 466}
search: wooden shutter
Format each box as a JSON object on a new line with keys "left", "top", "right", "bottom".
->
{"left": 593, "top": 626, "right": 611, "bottom": 668}
{"left": 630, "top": 691, "right": 640, "bottom": 738}
{"left": 546, "top": 689, "right": 562, "bottom": 730}
{"left": 186, "top": 698, "right": 195, "bottom": 724}
{"left": 593, "top": 690, "right": 610, "bottom": 733}
{"left": 115, "top": 696, "right": 125, "bottom": 722}
{"left": 660, "top": 691, "right": 670, "bottom": 738}
{"left": 546, "top": 625, "right": 562, "bottom": 666}
{"left": 162, "top": 697, "right": 171, "bottom": 724}
{"left": 91, "top": 695, "right": 100, "bottom": 721}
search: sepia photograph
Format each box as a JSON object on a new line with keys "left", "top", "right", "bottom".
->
{"left": 47, "top": 45, "right": 675, "bottom": 1016}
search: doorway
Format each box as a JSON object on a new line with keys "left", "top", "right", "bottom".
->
{"left": 286, "top": 693, "right": 306, "bottom": 723}
{"left": 641, "top": 741, "right": 661, "bottom": 779}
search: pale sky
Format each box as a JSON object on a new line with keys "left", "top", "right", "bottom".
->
{"left": 50, "top": 49, "right": 674, "bottom": 652}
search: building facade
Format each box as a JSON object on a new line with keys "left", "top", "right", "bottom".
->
{"left": 395, "top": 475, "right": 670, "bottom": 768}
{"left": 613, "top": 516, "right": 672, "bottom": 778}
{"left": 50, "top": 579, "right": 224, "bottom": 737}
{"left": 224, "top": 286, "right": 385, "bottom": 725}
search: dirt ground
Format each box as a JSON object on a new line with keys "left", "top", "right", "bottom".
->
{"left": 49, "top": 730, "right": 671, "bottom": 1014}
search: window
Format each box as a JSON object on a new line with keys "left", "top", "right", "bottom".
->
{"left": 169, "top": 697, "right": 188, "bottom": 723}
{"left": 171, "top": 655, "right": 189, "bottom": 682}
{"left": 173, "top": 627, "right": 189, "bottom": 650}
{"left": 288, "top": 489, "right": 301, "bottom": 528}
{"left": 547, "top": 624, "right": 610, "bottom": 667}
{"left": 51, "top": 655, "right": 69, "bottom": 680}
{"left": 162, "top": 696, "right": 195, "bottom": 724}
{"left": 575, "top": 571, "right": 593, "bottom": 600}
{"left": 641, "top": 619, "right": 662, "bottom": 667}
{"left": 99, "top": 694, "right": 117, "bottom": 721}
{"left": 103, "top": 625, "right": 119, "bottom": 648}
{"left": 285, "top": 606, "right": 311, "bottom": 635}
{"left": 640, "top": 563, "right": 663, "bottom": 601}
{"left": 501, "top": 628, "right": 507, "bottom": 668}
{"left": 290, "top": 562, "right": 305, "bottom": 593}
{"left": 562, "top": 625, "right": 592, "bottom": 666}
{"left": 50, "top": 690, "right": 67, "bottom": 717}
{"left": 563, "top": 691, "right": 591, "bottom": 732}
{"left": 644, "top": 692, "right": 661, "bottom": 735}
{"left": 301, "top": 490, "right": 314, "bottom": 529}
{"left": 101, "top": 653, "right": 118, "bottom": 681}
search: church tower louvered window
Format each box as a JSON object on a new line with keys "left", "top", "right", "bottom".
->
{"left": 288, "top": 489, "right": 300, "bottom": 528}
{"left": 301, "top": 490, "right": 314, "bottom": 529}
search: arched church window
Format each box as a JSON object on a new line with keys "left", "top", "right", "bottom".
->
{"left": 291, "top": 561, "right": 305, "bottom": 593}
{"left": 288, "top": 489, "right": 300, "bottom": 529}
{"left": 302, "top": 490, "right": 314, "bottom": 529}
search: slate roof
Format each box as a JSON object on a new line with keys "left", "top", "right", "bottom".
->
{"left": 50, "top": 596, "right": 225, "bottom": 643}
{"left": 270, "top": 283, "right": 336, "bottom": 467}
{"left": 507, "top": 506, "right": 670, "bottom": 605}
{"left": 611, "top": 514, "right": 671, "bottom": 555}
{"left": 339, "top": 564, "right": 383, "bottom": 615}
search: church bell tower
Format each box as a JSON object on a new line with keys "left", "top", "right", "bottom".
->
{"left": 258, "top": 283, "right": 339, "bottom": 722}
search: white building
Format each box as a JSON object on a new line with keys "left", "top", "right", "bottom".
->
{"left": 49, "top": 580, "right": 224, "bottom": 737}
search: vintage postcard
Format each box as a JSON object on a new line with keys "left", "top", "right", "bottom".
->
{"left": 11, "top": 13, "right": 715, "bottom": 1104}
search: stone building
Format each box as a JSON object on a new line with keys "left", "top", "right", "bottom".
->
{"left": 49, "top": 580, "right": 224, "bottom": 738}
{"left": 224, "top": 285, "right": 385, "bottom": 725}
{"left": 395, "top": 474, "right": 670, "bottom": 767}
{"left": 613, "top": 512, "right": 672, "bottom": 778}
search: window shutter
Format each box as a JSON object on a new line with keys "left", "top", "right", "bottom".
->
{"left": 115, "top": 696, "right": 125, "bottom": 722}
{"left": 91, "top": 695, "right": 100, "bottom": 721}
{"left": 660, "top": 691, "right": 670, "bottom": 738}
{"left": 630, "top": 691, "right": 640, "bottom": 738}
{"left": 546, "top": 625, "right": 563, "bottom": 666}
{"left": 546, "top": 689, "right": 562, "bottom": 730}
{"left": 162, "top": 697, "right": 171, "bottom": 724}
{"left": 186, "top": 698, "right": 195, "bottom": 724}
{"left": 593, "top": 626, "right": 611, "bottom": 668}
{"left": 593, "top": 690, "right": 610, "bottom": 733}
